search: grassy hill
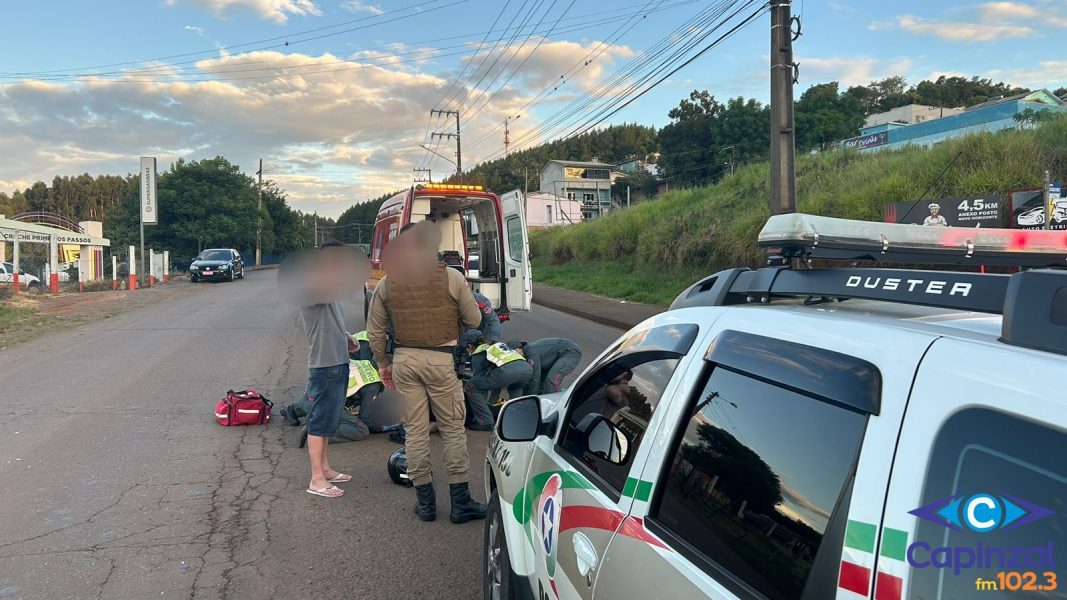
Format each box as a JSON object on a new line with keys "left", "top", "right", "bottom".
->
{"left": 531, "top": 116, "right": 1067, "bottom": 306}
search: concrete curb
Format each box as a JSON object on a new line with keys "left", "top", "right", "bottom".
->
{"left": 532, "top": 283, "right": 662, "bottom": 331}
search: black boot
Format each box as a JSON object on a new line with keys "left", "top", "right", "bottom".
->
{"left": 414, "top": 483, "right": 437, "bottom": 522}
{"left": 449, "top": 482, "right": 488, "bottom": 524}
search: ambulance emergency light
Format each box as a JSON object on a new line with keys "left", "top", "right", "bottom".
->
{"left": 759, "top": 213, "right": 1067, "bottom": 267}
{"left": 414, "top": 184, "right": 484, "bottom": 192}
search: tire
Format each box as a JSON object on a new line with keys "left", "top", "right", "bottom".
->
{"left": 237, "top": 269, "right": 244, "bottom": 279}
{"left": 191, "top": 276, "right": 199, "bottom": 283}
{"left": 27, "top": 282, "right": 42, "bottom": 294}
{"left": 484, "top": 489, "right": 522, "bottom": 600}
{"left": 228, "top": 269, "right": 235, "bottom": 282}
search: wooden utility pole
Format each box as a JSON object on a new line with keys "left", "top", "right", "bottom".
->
{"left": 430, "top": 109, "right": 461, "bottom": 176}
{"left": 256, "top": 158, "right": 263, "bottom": 267}
{"left": 770, "top": 1, "right": 797, "bottom": 215}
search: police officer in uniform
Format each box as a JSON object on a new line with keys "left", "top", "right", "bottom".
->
{"left": 508, "top": 337, "right": 583, "bottom": 395}
{"left": 366, "top": 222, "right": 487, "bottom": 523}
{"left": 473, "top": 291, "right": 502, "bottom": 342}
{"left": 461, "top": 329, "right": 534, "bottom": 429}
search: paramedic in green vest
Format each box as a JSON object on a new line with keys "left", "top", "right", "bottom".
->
{"left": 461, "top": 329, "right": 534, "bottom": 429}
{"left": 367, "top": 221, "right": 486, "bottom": 524}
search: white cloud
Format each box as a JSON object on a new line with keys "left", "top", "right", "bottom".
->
{"left": 0, "top": 40, "right": 631, "bottom": 216}
{"left": 339, "top": 1, "right": 383, "bottom": 15}
{"left": 870, "top": 2, "right": 1067, "bottom": 43}
{"left": 986, "top": 60, "right": 1067, "bottom": 89}
{"left": 183, "top": 25, "right": 206, "bottom": 36}
{"left": 827, "top": 1, "right": 857, "bottom": 13}
{"left": 797, "top": 55, "right": 915, "bottom": 88}
{"left": 166, "top": 0, "right": 322, "bottom": 23}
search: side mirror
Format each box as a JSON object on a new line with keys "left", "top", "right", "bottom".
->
{"left": 496, "top": 396, "right": 556, "bottom": 442}
{"left": 576, "top": 414, "right": 631, "bottom": 465}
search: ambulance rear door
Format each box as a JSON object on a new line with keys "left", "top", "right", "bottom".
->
{"left": 500, "top": 189, "right": 531, "bottom": 311}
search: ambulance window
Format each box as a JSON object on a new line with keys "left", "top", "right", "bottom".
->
{"left": 505, "top": 216, "right": 523, "bottom": 262}
{"left": 649, "top": 367, "right": 867, "bottom": 600}
{"left": 909, "top": 409, "right": 1067, "bottom": 600}
{"left": 559, "top": 355, "right": 680, "bottom": 494}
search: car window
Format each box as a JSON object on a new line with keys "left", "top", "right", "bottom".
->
{"left": 201, "top": 250, "right": 231, "bottom": 260}
{"left": 908, "top": 409, "right": 1067, "bottom": 599}
{"left": 560, "top": 355, "right": 680, "bottom": 493}
{"left": 650, "top": 367, "right": 868, "bottom": 600}
{"left": 506, "top": 216, "right": 523, "bottom": 262}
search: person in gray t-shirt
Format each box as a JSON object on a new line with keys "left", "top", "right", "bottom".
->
{"left": 282, "top": 241, "right": 367, "bottom": 498}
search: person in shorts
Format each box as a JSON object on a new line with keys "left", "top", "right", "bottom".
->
{"left": 295, "top": 241, "right": 362, "bottom": 498}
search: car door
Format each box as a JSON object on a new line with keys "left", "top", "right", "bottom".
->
{"left": 593, "top": 310, "right": 933, "bottom": 600}
{"left": 515, "top": 323, "right": 700, "bottom": 599}
{"left": 500, "top": 190, "right": 531, "bottom": 311}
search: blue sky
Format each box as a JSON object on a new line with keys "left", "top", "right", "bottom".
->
{"left": 1, "top": 0, "right": 1064, "bottom": 217}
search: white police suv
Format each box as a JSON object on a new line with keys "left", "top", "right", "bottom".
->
{"left": 484, "top": 213, "right": 1067, "bottom": 600}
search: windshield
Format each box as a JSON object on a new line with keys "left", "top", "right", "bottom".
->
{"left": 199, "top": 250, "right": 231, "bottom": 261}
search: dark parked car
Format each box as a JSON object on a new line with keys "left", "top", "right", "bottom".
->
{"left": 189, "top": 249, "right": 244, "bottom": 282}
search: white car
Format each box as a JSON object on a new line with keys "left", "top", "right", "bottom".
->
{"left": 1017, "top": 206, "right": 1044, "bottom": 226}
{"left": 0, "top": 262, "right": 41, "bottom": 290}
{"left": 485, "top": 214, "right": 1067, "bottom": 600}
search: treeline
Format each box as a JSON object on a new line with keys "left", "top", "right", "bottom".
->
{"left": 2, "top": 157, "right": 331, "bottom": 262}
{"left": 445, "top": 75, "right": 1065, "bottom": 194}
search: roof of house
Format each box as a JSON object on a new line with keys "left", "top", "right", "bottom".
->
{"left": 964, "top": 89, "right": 1065, "bottom": 111}
{"left": 543, "top": 159, "right": 614, "bottom": 169}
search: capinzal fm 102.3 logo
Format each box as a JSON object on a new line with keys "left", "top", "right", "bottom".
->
{"left": 907, "top": 493, "right": 1057, "bottom": 575}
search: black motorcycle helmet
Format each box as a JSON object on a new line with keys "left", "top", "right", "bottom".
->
{"left": 387, "top": 447, "right": 413, "bottom": 487}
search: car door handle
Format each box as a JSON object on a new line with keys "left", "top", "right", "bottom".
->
{"left": 573, "top": 532, "right": 598, "bottom": 585}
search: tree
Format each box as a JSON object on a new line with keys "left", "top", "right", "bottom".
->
{"left": 333, "top": 190, "right": 399, "bottom": 245}
{"left": 795, "top": 82, "right": 864, "bottom": 151}
{"left": 682, "top": 422, "right": 783, "bottom": 514}
{"left": 1053, "top": 87, "right": 1066, "bottom": 99}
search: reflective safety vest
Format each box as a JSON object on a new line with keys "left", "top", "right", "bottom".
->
{"left": 354, "top": 330, "right": 369, "bottom": 343}
{"left": 347, "top": 359, "right": 382, "bottom": 396}
{"left": 473, "top": 342, "right": 526, "bottom": 367}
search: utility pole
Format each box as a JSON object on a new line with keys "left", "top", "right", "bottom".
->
{"left": 504, "top": 117, "right": 511, "bottom": 157}
{"left": 256, "top": 159, "right": 263, "bottom": 267}
{"left": 770, "top": 0, "right": 798, "bottom": 215}
{"left": 430, "top": 109, "right": 461, "bottom": 176}
{"left": 413, "top": 168, "right": 432, "bottom": 183}
{"left": 313, "top": 212, "right": 318, "bottom": 247}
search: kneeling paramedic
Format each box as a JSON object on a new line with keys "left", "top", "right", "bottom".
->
{"left": 508, "top": 337, "right": 582, "bottom": 395}
{"left": 461, "top": 329, "right": 534, "bottom": 429}
{"left": 367, "top": 222, "right": 487, "bottom": 524}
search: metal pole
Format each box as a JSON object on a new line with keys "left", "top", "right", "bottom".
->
{"left": 112, "top": 255, "right": 118, "bottom": 290}
{"left": 256, "top": 158, "right": 263, "bottom": 267}
{"left": 1044, "top": 170, "right": 1052, "bottom": 231}
{"left": 314, "top": 212, "right": 318, "bottom": 247}
{"left": 770, "top": 0, "right": 797, "bottom": 215}
{"left": 455, "top": 111, "right": 462, "bottom": 175}
{"left": 11, "top": 232, "right": 19, "bottom": 295}
{"left": 627, "top": 184, "right": 631, "bottom": 207}
{"left": 128, "top": 245, "right": 137, "bottom": 290}
{"left": 139, "top": 221, "right": 145, "bottom": 288}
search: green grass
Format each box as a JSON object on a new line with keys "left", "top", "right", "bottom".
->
{"left": 534, "top": 257, "right": 703, "bottom": 306}
{"left": 531, "top": 116, "right": 1067, "bottom": 302}
{"left": 0, "top": 304, "right": 35, "bottom": 330}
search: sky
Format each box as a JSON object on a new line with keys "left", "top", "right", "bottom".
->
{"left": 0, "top": 0, "right": 1065, "bottom": 218}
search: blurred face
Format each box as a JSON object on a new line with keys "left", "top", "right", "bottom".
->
{"left": 930, "top": 208, "right": 939, "bottom": 216}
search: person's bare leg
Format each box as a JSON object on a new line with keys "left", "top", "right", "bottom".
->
{"left": 308, "top": 435, "right": 330, "bottom": 490}
{"left": 320, "top": 439, "right": 338, "bottom": 480}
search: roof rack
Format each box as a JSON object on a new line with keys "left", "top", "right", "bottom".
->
{"left": 759, "top": 213, "right": 1067, "bottom": 267}
{"left": 668, "top": 213, "right": 1067, "bottom": 356}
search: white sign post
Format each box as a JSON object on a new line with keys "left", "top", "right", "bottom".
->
{"left": 128, "top": 245, "right": 137, "bottom": 290}
{"left": 163, "top": 250, "right": 170, "bottom": 283}
{"left": 112, "top": 255, "right": 118, "bottom": 290}
{"left": 140, "top": 157, "right": 157, "bottom": 287}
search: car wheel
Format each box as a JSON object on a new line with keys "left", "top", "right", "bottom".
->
{"left": 237, "top": 269, "right": 244, "bottom": 279}
{"left": 484, "top": 489, "right": 521, "bottom": 600}
{"left": 27, "top": 282, "right": 42, "bottom": 294}
{"left": 228, "top": 269, "right": 235, "bottom": 282}
{"left": 191, "top": 275, "right": 199, "bottom": 283}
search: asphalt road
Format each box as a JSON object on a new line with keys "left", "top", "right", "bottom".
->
{"left": 0, "top": 269, "right": 621, "bottom": 600}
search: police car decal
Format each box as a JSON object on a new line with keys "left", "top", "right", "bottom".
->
{"left": 536, "top": 474, "right": 563, "bottom": 598}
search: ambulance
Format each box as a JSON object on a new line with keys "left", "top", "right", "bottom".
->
{"left": 483, "top": 214, "right": 1067, "bottom": 600}
{"left": 365, "top": 184, "right": 532, "bottom": 319}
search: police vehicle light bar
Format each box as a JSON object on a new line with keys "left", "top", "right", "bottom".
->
{"left": 414, "top": 184, "right": 484, "bottom": 192}
{"left": 759, "top": 213, "right": 1067, "bottom": 267}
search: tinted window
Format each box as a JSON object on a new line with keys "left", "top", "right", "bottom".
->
{"left": 909, "top": 409, "right": 1067, "bottom": 599}
{"left": 560, "top": 356, "right": 680, "bottom": 492}
{"left": 652, "top": 367, "right": 867, "bottom": 599}
{"left": 200, "top": 250, "right": 230, "bottom": 260}
{"left": 506, "top": 216, "right": 523, "bottom": 262}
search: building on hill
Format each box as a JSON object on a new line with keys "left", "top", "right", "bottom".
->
{"left": 539, "top": 160, "right": 613, "bottom": 220}
{"left": 863, "top": 104, "right": 965, "bottom": 128}
{"left": 843, "top": 89, "right": 1067, "bottom": 152}
{"left": 524, "top": 192, "right": 582, "bottom": 230}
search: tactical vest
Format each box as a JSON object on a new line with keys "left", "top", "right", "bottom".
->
{"left": 386, "top": 263, "right": 461, "bottom": 348}
{"left": 354, "top": 330, "right": 369, "bottom": 343}
{"left": 474, "top": 342, "right": 526, "bottom": 367}
{"left": 347, "top": 359, "right": 382, "bottom": 396}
